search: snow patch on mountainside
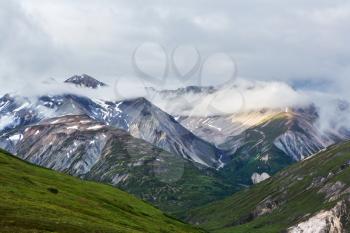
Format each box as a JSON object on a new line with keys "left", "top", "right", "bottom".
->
{"left": 251, "top": 172, "right": 270, "bottom": 184}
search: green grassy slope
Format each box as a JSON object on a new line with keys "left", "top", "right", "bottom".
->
{"left": 188, "top": 141, "right": 350, "bottom": 233}
{"left": 0, "top": 149, "right": 204, "bottom": 233}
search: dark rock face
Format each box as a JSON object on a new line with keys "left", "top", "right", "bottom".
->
{"left": 64, "top": 74, "right": 107, "bottom": 89}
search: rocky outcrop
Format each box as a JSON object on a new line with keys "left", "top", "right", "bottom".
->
{"left": 288, "top": 201, "right": 348, "bottom": 233}
{"left": 252, "top": 196, "right": 279, "bottom": 218}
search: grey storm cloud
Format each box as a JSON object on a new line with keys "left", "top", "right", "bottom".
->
{"left": 0, "top": 0, "right": 349, "bottom": 94}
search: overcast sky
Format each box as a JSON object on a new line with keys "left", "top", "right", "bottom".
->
{"left": 0, "top": 0, "right": 349, "bottom": 93}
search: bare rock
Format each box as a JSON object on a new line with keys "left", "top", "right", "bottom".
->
{"left": 288, "top": 201, "right": 348, "bottom": 233}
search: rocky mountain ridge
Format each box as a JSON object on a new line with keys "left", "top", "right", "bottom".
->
{"left": 0, "top": 91, "right": 223, "bottom": 169}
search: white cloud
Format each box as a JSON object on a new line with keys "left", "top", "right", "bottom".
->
{"left": 0, "top": 0, "right": 349, "bottom": 102}
{"left": 192, "top": 14, "right": 231, "bottom": 31}
{"left": 307, "top": 5, "right": 350, "bottom": 26}
{"left": 148, "top": 79, "right": 311, "bottom": 116}
{"left": 0, "top": 0, "right": 58, "bottom": 79}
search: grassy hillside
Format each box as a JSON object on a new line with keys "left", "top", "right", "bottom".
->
{"left": 0, "top": 149, "right": 203, "bottom": 233}
{"left": 188, "top": 141, "right": 350, "bottom": 233}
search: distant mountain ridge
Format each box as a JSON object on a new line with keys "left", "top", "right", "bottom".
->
{"left": 146, "top": 86, "right": 217, "bottom": 96}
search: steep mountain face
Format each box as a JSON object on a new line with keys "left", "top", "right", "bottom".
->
{"left": 113, "top": 97, "right": 223, "bottom": 168}
{"left": 0, "top": 114, "right": 232, "bottom": 217}
{"left": 0, "top": 149, "right": 204, "bottom": 233}
{"left": 0, "top": 92, "right": 223, "bottom": 168}
{"left": 78, "top": 95, "right": 223, "bottom": 167}
{"left": 179, "top": 107, "right": 342, "bottom": 161}
{"left": 64, "top": 74, "right": 107, "bottom": 88}
{"left": 187, "top": 141, "right": 350, "bottom": 233}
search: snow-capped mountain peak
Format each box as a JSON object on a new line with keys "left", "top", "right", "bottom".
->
{"left": 64, "top": 74, "right": 107, "bottom": 89}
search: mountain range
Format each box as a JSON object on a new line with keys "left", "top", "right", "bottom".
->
{"left": 1, "top": 74, "right": 350, "bottom": 230}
